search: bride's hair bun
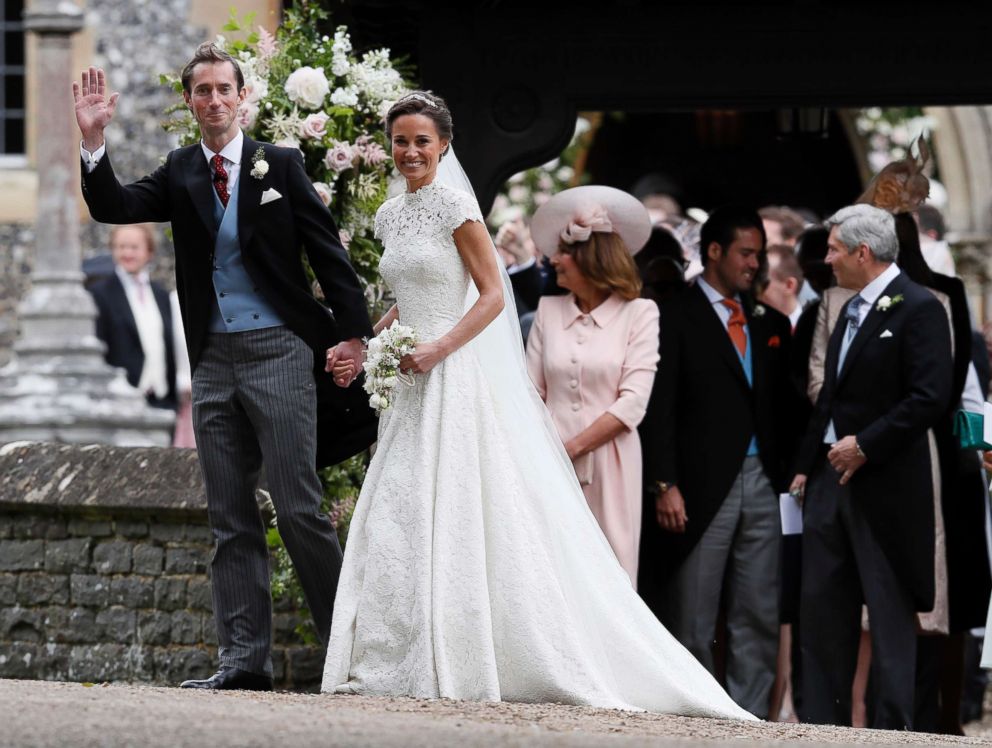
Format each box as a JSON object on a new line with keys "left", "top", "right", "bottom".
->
{"left": 385, "top": 90, "right": 454, "bottom": 144}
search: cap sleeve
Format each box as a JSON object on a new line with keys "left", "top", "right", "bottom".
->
{"left": 442, "top": 187, "right": 484, "bottom": 235}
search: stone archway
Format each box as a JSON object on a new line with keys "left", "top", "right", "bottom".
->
{"left": 927, "top": 106, "right": 992, "bottom": 322}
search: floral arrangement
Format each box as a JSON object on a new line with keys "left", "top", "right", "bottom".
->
{"left": 855, "top": 107, "right": 936, "bottom": 176}
{"left": 162, "top": 3, "right": 411, "bottom": 292}
{"left": 363, "top": 320, "right": 419, "bottom": 414}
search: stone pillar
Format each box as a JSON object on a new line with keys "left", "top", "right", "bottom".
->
{"left": 0, "top": 0, "right": 173, "bottom": 446}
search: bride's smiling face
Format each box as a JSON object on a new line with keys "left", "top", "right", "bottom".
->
{"left": 390, "top": 114, "right": 449, "bottom": 189}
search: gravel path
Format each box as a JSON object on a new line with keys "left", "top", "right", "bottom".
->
{"left": 1, "top": 679, "right": 990, "bottom": 747}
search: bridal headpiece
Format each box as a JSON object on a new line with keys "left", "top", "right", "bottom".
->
{"left": 531, "top": 185, "right": 652, "bottom": 256}
{"left": 398, "top": 92, "right": 439, "bottom": 108}
{"left": 857, "top": 137, "right": 931, "bottom": 215}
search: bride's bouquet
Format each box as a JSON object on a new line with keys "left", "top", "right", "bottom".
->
{"left": 363, "top": 321, "right": 418, "bottom": 414}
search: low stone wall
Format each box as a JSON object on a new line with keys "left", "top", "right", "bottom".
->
{"left": 0, "top": 442, "right": 323, "bottom": 689}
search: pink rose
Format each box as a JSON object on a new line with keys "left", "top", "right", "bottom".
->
{"left": 324, "top": 142, "right": 355, "bottom": 173}
{"left": 299, "top": 112, "right": 329, "bottom": 140}
{"left": 237, "top": 101, "right": 259, "bottom": 129}
{"left": 311, "top": 181, "right": 334, "bottom": 207}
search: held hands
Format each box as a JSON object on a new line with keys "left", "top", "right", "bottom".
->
{"left": 73, "top": 67, "right": 119, "bottom": 151}
{"left": 656, "top": 485, "right": 688, "bottom": 534}
{"left": 398, "top": 341, "right": 446, "bottom": 375}
{"left": 828, "top": 435, "right": 866, "bottom": 486}
{"left": 325, "top": 337, "right": 365, "bottom": 388}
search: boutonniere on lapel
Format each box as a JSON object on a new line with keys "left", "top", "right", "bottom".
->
{"left": 250, "top": 147, "right": 269, "bottom": 180}
{"left": 875, "top": 294, "right": 904, "bottom": 312}
{"left": 767, "top": 335, "right": 781, "bottom": 348}
{"left": 751, "top": 304, "right": 766, "bottom": 318}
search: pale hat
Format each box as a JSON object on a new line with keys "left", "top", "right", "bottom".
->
{"left": 531, "top": 185, "right": 652, "bottom": 257}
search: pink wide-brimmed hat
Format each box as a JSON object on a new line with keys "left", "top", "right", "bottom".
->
{"left": 531, "top": 185, "right": 652, "bottom": 257}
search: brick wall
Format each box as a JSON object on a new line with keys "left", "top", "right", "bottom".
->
{"left": 0, "top": 443, "right": 323, "bottom": 690}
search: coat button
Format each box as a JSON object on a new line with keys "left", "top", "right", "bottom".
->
{"left": 576, "top": 337, "right": 585, "bottom": 344}
{"left": 225, "top": 317, "right": 234, "bottom": 323}
{"left": 219, "top": 291, "right": 227, "bottom": 297}
{"left": 569, "top": 379, "right": 578, "bottom": 388}
{"left": 252, "top": 313, "right": 260, "bottom": 319}
{"left": 571, "top": 403, "right": 581, "bottom": 411}
{"left": 570, "top": 356, "right": 578, "bottom": 363}
{"left": 582, "top": 317, "right": 590, "bottom": 326}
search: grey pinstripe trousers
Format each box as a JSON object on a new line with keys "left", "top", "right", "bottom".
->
{"left": 192, "top": 326, "right": 343, "bottom": 677}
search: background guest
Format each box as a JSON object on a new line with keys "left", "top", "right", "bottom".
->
{"left": 87, "top": 224, "right": 179, "bottom": 412}
{"left": 760, "top": 245, "right": 805, "bottom": 331}
{"left": 917, "top": 204, "right": 956, "bottom": 277}
{"left": 527, "top": 186, "right": 659, "bottom": 587}
{"left": 640, "top": 205, "right": 797, "bottom": 717}
{"left": 792, "top": 204, "right": 952, "bottom": 731}
{"left": 636, "top": 225, "right": 688, "bottom": 305}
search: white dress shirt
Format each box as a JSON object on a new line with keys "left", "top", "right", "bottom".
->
{"left": 81, "top": 129, "right": 245, "bottom": 190}
{"left": 696, "top": 276, "right": 745, "bottom": 333}
{"left": 823, "top": 262, "right": 902, "bottom": 443}
{"left": 115, "top": 266, "right": 168, "bottom": 400}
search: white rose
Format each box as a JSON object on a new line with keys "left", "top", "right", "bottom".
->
{"left": 284, "top": 66, "right": 330, "bottom": 110}
{"left": 244, "top": 75, "right": 268, "bottom": 104}
{"left": 330, "top": 86, "right": 359, "bottom": 108}
{"left": 369, "top": 393, "right": 383, "bottom": 409}
{"left": 299, "top": 112, "right": 330, "bottom": 140}
{"left": 384, "top": 376, "right": 398, "bottom": 388}
{"left": 252, "top": 159, "right": 269, "bottom": 177}
{"left": 311, "top": 181, "right": 334, "bottom": 207}
{"left": 273, "top": 136, "right": 302, "bottom": 151}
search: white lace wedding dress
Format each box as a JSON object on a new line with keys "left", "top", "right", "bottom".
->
{"left": 321, "top": 180, "right": 755, "bottom": 720}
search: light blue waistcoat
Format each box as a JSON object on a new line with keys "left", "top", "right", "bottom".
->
{"left": 734, "top": 324, "right": 760, "bottom": 457}
{"left": 207, "top": 177, "right": 284, "bottom": 333}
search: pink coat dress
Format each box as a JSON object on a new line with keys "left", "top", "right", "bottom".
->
{"left": 526, "top": 293, "right": 660, "bottom": 586}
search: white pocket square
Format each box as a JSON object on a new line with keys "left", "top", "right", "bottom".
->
{"left": 260, "top": 188, "right": 282, "bottom": 205}
{"left": 880, "top": 329, "right": 893, "bottom": 339}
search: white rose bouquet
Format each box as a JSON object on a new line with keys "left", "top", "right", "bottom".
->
{"left": 362, "top": 321, "right": 419, "bottom": 414}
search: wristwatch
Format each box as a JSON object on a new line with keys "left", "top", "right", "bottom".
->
{"left": 855, "top": 440, "right": 866, "bottom": 460}
{"left": 656, "top": 480, "right": 676, "bottom": 495}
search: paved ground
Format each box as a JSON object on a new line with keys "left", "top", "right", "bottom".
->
{"left": 1, "top": 679, "right": 990, "bottom": 747}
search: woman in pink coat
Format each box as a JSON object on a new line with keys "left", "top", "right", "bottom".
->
{"left": 526, "top": 186, "right": 660, "bottom": 586}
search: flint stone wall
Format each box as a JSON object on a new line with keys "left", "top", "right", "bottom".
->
{"left": 0, "top": 442, "right": 323, "bottom": 690}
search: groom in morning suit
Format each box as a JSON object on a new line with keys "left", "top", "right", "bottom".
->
{"left": 793, "top": 205, "right": 951, "bottom": 730}
{"left": 639, "top": 206, "right": 798, "bottom": 717}
{"left": 75, "top": 44, "right": 374, "bottom": 690}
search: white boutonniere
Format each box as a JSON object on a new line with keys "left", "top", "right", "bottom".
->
{"left": 752, "top": 304, "right": 766, "bottom": 317}
{"left": 876, "top": 294, "right": 904, "bottom": 312}
{"left": 250, "top": 146, "right": 269, "bottom": 180}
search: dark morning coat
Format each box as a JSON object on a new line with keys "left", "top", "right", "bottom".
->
{"left": 81, "top": 134, "right": 376, "bottom": 466}
{"left": 795, "top": 272, "right": 952, "bottom": 611}
{"left": 639, "top": 281, "right": 799, "bottom": 572}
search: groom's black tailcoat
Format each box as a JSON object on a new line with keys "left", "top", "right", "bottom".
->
{"left": 81, "top": 135, "right": 376, "bottom": 465}
{"left": 639, "top": 282, "right": 800, "bottom": 576}
{"left": 795, "top": 272, "right": 952, "bottom": 611}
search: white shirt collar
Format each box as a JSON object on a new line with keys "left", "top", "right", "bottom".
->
{"left": 200, "top": 129, "right": 244, "bottom": 165}
{"left": 115, "top": 264, "right": 149, "bottom": 290}
{"left": 696, "top": 275, "right": 740, "bottom": 306}
{"left": 856, "top": 262, "right": 901, "bottom": 308}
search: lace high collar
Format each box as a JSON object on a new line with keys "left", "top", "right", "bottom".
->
{"left": 402, "top": 178, "right": 441, "bottom": 205}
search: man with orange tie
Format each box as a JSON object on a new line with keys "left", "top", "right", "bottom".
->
{"left": 640, "top": 206, "right": 799, "bottom": 717}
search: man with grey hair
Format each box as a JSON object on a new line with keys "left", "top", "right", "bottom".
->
{"left": 790, "top": 204, "right": 951, "bottom": 730}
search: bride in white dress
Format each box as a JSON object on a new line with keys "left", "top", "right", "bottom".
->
{"left": 320, "top": 91, "right": 755, "bottom": 721}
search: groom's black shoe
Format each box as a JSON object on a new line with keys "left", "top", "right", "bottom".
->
{"left": 179, "top": 667, "right": 273, "bottom": 691}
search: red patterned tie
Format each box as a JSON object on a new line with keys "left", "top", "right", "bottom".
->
{"left": 211, "top": 154, "right": 229, "bottom": 207}
{"left": 720, "top": 298, "right": 748, "bottom": 357}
